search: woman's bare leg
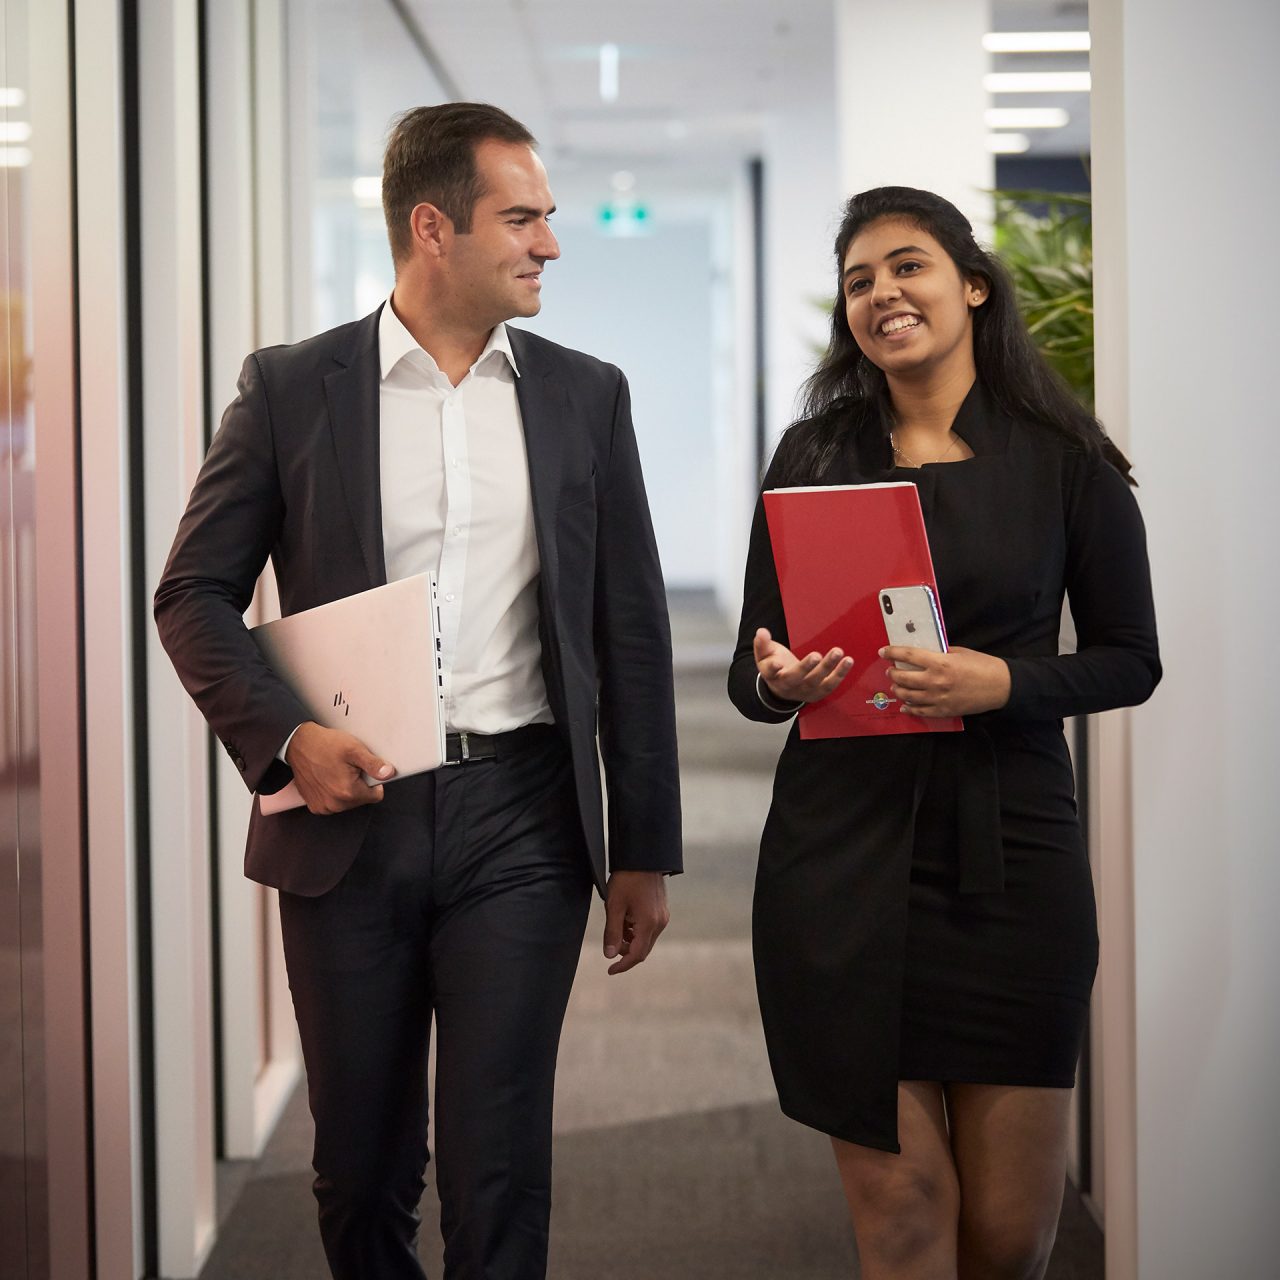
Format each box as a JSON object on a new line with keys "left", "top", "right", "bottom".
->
{"left": 831, "top": 1081, "right": 960, "bottom": 1280}
{"left": 945, "top": 1083, "right": 1073, "bottom": 1280}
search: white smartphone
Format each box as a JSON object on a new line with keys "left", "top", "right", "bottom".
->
{"left": 879, "top": 585, "right": 947, "bottom": 672}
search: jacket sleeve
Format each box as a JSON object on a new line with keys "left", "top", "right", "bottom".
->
{"left": 1001, "top": 453, "right": 1162, "bottom": 720}
{"left": 727, "top": 448, "right": 803, "bottom": 724}
{"left": 153, "top": 353, "right": 309, "bottom": 793}
{"left": 592, "top": 370, "right": 683, "bottom": 874}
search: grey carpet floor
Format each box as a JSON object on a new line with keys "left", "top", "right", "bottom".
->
{"left": 199, "top": 593, "right": 1102, "bottom": 1279}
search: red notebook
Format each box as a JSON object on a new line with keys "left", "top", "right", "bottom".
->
{"left": 763, "top": 482, "right": 963, "bottom": 740}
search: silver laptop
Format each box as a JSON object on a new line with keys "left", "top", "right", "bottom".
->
{"left": 251, "top": 573, "right": 446, "bottom": 815}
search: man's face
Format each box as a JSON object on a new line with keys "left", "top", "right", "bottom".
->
{"left": 445, "top": 140, "right": 560, "bottom": 328}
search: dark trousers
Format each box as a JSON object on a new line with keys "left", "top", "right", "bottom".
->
{"left": 278, "top": 729, "right": 593, "bottom": 1280}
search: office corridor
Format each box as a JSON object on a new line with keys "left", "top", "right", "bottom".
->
{"left": 198, "top": 593, "right": 1102, "bottom": 1280}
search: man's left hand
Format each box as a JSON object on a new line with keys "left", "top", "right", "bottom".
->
{"left": 602, "top": 870, "right": 670, "bottom": 976}
{"left": 881, "top": 645, "right": 1012, "bottom": 718}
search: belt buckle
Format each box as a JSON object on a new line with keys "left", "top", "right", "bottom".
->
{"left": 442, "top": 730, "right": 469, "bottom": 767}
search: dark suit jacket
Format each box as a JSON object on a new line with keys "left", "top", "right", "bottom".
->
{"left": 154, "top": 306, "right": 682, "bottom": 896}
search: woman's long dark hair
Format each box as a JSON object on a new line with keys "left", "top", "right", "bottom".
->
{"left": 775, "top": 186, "right": 1134, "bottom": 485}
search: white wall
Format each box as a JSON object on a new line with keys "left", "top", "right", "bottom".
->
{"left": 761, "top": 92, "right": 842, "bottom": 452}
{"left": 709, "top": 166, "right": 760, "bottom": 619}
{"left": 1092, "top": 1, "right": 1280, "bottom": 1275}
{"left": 835, "top": 0, "right": 993, "bottom": 240}
{"left": 525, "top": 214, "right": 718, "bottom": 590}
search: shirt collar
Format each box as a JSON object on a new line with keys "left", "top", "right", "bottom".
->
{"left": 378, "top": 296, "right": 521, "bottom": 381}
{"left": 948, "top": 379, "right": 1010, "bottom": 455}
{"left": 856, "top": 378, "right": 1011, "bottom": 476}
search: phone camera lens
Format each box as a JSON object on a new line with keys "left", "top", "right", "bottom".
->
{"left": 881, "top": 594, "right": 893, "bottom": 614}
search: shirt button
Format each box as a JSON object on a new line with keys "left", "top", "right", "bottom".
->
{"left": 445, "top": 593, "right": 456, "bottom": 602}
{"left": 452, "top": 525, "right": 461, "bottom": 536}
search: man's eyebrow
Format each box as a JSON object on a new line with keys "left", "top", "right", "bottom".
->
{"left": 495, "top": 204, "right": 556, "bottom": 218}
{"left": 842, "top": 245, "right": 931, "bottom": 278}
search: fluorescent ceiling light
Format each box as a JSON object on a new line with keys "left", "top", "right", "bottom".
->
{"left": 0, "top": 88, "right": 25, "bottom": 108}
{"left": 599, "top": 43, "right": 619, "bottom": 103}
{"left": 0, "top": 146, "right": 32, "bottom": 167}
{"left": 0, "top": 122, "right": 32, "bottom": 143}
{"left": 983, "top": 31, "right": 1090, "bottom": 53}
{"left": 985, "top": 107, "right": 1069, "bottom": 129}
{"left": 986, "top": 133, "right": 1031, "bottom": 155}
{"left": 984, "top": 71, "right": 1091, "bottom": 93}
{"left": 352, "top": 176, "right": 381, "bottom": 207}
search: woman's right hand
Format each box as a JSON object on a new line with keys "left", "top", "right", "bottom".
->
{"left": 753, "top": 628, "right": 854, "bottom": 704}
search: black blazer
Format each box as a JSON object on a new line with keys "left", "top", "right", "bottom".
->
{"left": 155, "top": 306, "right": 682, "bottom": 896}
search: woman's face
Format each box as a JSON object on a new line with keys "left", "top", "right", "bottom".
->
{"left": 841, "top": 216, "right": 987, "bottom": 383}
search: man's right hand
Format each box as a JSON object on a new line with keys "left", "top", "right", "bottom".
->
{"left": 753, "top": 627, "right": 854, "bottom": 704}
{"left": 284, "top": 722, "right": 396, "bottom": 814}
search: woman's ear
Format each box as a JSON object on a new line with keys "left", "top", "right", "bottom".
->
{"left": 966, "top": 275, "right": 990, "bottom": 309}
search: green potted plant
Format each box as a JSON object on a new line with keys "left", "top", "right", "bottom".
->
{"left": 991, "top": 189, "right": 1094, "bottom": 409}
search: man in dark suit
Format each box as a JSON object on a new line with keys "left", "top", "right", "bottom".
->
{"left": 154, "top": 102, "right": 681, "bottom": 1280}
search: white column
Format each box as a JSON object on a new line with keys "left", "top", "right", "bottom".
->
{"left": 1091, "top": 1, "right": 1280, "bottom": 1276}
{"left": 253, "top": 0, "right": 296, "bottom": 345}
{"left": 835, "top": 0, "right": 993, "bottom": 240}
{"left": 71, "top": 0, "right": 146, "bottom": 1273}
{"left": 204, "top": 0, "right": 302, "bottom": 1165}
{"left": 138, "top": 1, "right": 217, "bottom": 1273}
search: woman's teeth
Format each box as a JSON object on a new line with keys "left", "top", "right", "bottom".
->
{"left": 880, "top": 315, "right": 921, "bottom": 335}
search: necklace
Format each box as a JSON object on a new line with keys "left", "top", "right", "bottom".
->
{"left": 890, "top": 430, "right": 960, "bottom": 468}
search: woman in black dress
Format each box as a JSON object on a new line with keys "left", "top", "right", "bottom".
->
{"left": 728, "top": 187, "right": 1160, "bottom": 1280}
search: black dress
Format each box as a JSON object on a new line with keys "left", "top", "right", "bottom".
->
{"left": 728, "top": 383, "right": 1161, "bottom": 1154}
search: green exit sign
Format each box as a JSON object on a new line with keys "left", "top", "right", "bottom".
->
{"left": 598, "top": 199, "right": 652, "bottom": 236}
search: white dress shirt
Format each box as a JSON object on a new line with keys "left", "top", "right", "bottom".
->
{"left": 278, "top": 299, "right": 551, "bottom": 759}
{"left": 377, "top": 297, "right": 551, "bottom": 733}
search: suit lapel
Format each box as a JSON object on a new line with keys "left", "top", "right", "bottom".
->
{"left": 510, "top": 329, "right": 565, "bottom": 598}
{"left": 323, "top": 309, "right": 387, "bottom": 589}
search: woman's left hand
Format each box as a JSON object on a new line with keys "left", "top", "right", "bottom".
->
{"left": 879, "top": 645, "right": 1012, "bottom": 718}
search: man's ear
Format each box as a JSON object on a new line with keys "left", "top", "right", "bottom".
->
{"left": 410, "top": 201, "right": 450, "bottom": 259}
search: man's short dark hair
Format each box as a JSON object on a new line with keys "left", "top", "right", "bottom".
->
{"left": 381, "top": 102, "right": 537, "bottom": 265}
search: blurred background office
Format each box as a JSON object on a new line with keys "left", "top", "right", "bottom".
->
{"left": 2, "top": 1, "right": 1276, "bottom": 1277}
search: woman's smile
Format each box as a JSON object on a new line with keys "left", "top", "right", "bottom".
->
{"left": 875, "top": 311, "right": 923, "bottom": 340}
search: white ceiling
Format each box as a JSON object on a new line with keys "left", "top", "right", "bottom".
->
{"left": 402, "top": 0, "right": 834, "bottom": 183}
{"left": 401, "top": 0, "right": 1093, "bottom": 175}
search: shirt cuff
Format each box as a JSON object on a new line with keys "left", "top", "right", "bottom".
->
{"left": 276, "top": 724, "right": 303, "bottom": 764}
{"left": 755, "top": 673, "right": 804, "bottom": 716}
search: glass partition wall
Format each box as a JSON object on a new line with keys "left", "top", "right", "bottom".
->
{"left": 2, "top": 0, "right": 47, "bottom": 1273}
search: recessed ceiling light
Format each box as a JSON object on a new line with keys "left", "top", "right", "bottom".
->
{"left": 985, "top": 108, "right": 1070, "bottom": 129}
{"left": 986, "top": 133, "right": 1032, "bottom": 155}
{"left": 0, "top": 88, "right": 25, "bottom": 108}
{"left": 983, "top": 32, "right": 1091, "bottom": 53}
{"left": 0, "top": 122, "right": 31, "bottom": 143}
{"left": 984, "top": 71, "right": 1091, "bottom": 93}
{"left": 599, "top": 43, "right": 619, "bottom": 103}
{"left": 611, "top": 170, "right": 636, "bottom": 193}
{"left": 0, "top": 146, "right": 32, "bottom": 167}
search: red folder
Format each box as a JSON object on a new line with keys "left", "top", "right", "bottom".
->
{"left": 763, "top": 482, "right": 963, "bottom": 739}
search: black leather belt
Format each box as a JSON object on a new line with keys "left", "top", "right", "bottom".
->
{"left": 442, "top": 724, "right": 554, "bottom": 766}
